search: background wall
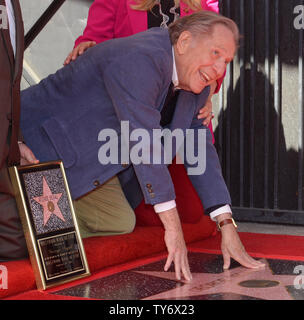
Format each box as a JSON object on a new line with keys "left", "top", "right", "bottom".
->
{"left": 20, "top": 0, "right": 93, "bottom": 89}
{"left": 214, "top": 0, "right": 304, "bottom": 224}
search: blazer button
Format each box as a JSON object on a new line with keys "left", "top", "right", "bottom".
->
{"left": 146, "top": 183, "right": 152, "bottom": 188}
{"left": 148, "top": 189, "right": 153, "bottom": 193}
{"left": 93, "top": 180, "right": 100, "bottom": 187}
{"left": 150, "top": 193, "right": 155, "bottom": 198}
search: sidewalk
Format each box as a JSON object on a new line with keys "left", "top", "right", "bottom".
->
{"left": 237, "top": 221, "right": 304, "bottom": 236}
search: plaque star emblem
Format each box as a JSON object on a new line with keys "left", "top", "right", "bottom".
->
{"left": 136, "top": 259, "right": 297, "bottom": 300}
{"left": 33, "top": 176, "right": 65, "bottom": 226}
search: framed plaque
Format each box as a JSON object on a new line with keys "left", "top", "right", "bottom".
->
{"left": 9, "top": 161, "right": 90, "bottom": 290}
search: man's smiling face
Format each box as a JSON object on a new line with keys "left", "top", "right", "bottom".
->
{"left": 174, "top": 24, "right": 236, "bottom": 94}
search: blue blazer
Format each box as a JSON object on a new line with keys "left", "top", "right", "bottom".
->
{"left": 20, "top": 28, "right": 231, "bottom": 211}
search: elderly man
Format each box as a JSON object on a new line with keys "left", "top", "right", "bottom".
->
{"left": 20, "top": 11, "right": 265, "bottom": 280}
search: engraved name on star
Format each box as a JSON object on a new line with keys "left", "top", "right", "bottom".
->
{"left": 137, "top": 259, "right": 296, "bottom": 300}
{"left": 33, "top": 176, "right": 65, "bottom": 226}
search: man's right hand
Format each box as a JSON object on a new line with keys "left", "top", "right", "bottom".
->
{"left": 158, "top": 207, "right": 192, "bottom": 282}
{"left": 64, "top": 41, "right": 96, "bottom": 65}
{"left": 18, "top": 142, "right": 39, "bottom": 165}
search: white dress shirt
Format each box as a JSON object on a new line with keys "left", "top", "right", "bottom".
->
{"left": 153, "top": 47, "right": 232, "bottom": 221}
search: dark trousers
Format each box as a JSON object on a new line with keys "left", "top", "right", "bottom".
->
{"left": 0, "top": 166, "right": 27, "bottom": 261}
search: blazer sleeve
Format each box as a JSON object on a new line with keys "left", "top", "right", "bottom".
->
{"left": 102, "top": 52, "right": 176, "bottom": 205}
{"left": 74, "top": 0, "right": 120, "bottom": 47}
{"left": 182, "top": 104, "right": 231, "bottom": 211}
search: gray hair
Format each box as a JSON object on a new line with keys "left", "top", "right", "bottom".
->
{"left": 168, "top": 11, "right": 240, "bottom": 47}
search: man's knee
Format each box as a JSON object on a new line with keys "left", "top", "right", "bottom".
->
{"left": 74, "top": 195, "right": 136, "bottom": 236}
{"left": 74, "top": 176, "right": 137, "bottom": 236}
{"left": 119, "top": 208, "right": 136, "bottom": 234}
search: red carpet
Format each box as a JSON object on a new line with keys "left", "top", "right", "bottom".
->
{"left": 0, "top": 214, "right": 216, "bottom": 300}
{"left": 2, "top": 229, "right": 304, "bottom": 300}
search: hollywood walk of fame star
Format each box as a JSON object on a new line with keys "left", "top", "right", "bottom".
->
{"left": 136, "top": 259, "right": 297, "bottom": 300}
{"left": 33, "top": 176, "right": 65, "bottom": 226}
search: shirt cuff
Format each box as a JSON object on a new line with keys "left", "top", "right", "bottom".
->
{"left": 154, "top": 200, "right": 176, "bottom": 213}
{"left": 210, "top": 204, "right": 232, "bottom": 221}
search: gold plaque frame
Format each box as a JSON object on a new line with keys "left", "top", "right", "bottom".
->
{"left": 9, "top": 161, "right": 90, "bottom": 290}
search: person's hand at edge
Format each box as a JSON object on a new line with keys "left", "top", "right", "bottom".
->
{"left": 64, "top": 41, "right": 96, "bottom": 66}
{"left": 18, "top": 142, "right": 39, "bottom": 165}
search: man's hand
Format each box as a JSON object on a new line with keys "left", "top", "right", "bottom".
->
{"left": 197, "top": 98, "right": 214, "bottom": 126}
{"left": 18, "top": 142, "right": 39, "bottom": 165}
{"left": 158, "top": 207, "right": 192, "bottom": 281}
{"left": 216, "top": 213, "right": 265, "bottom": 269}
{"left": 64, "top": 41, "right": 96, "bottom": 65}
{"left": 197, "top": 81, "right": 217, "bottom": 126}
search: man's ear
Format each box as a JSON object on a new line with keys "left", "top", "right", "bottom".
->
{"left": 175, "top": 31, "right": 193, "bottom": 55}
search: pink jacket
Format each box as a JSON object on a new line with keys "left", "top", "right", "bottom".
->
{"left": 75, "top": 0, "right": 219, "bottom": 46}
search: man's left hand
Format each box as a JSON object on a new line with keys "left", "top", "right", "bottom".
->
{"left": 197, "top": 81, "right": 217, "bottom": 126}
{"left": 18, "top": 142, "right": 39, "bottom": 165}
{"left": 197, "top": 98, "right": 214, "bottom": 126}
{"left": 217, "top": 213, "right": 266, "bottom": 270}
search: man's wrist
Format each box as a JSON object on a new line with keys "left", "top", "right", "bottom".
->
{"left": 215, "top": 212, "right": 232, "bottom": 223}
{"left": 215, "top": 213, "right": 238, "bottom": 232}
{"left": 209, "top": 204, "right": 232, "bottom": 221}
{"left": 154, "top": 200, "right": 176, "bottom": 213}
{"left": 158, "top": 207, "right": 182, "bottom": 232}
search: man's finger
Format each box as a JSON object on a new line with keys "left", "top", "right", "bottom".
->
{"left": 203, "top": 115, "right": 211, "bottom": 126}
{"left": 181, "top": 256, "right": 192, "bottom": 281}
{"left": 164, "top": 253, "right": 174, "bottom": 272}
{"left": 174, "top": 255, "right": 181, "bottom": 281}
{"left": 228, "top": 244, "right": 266, "bottom": 269}
{"left": 222, "top": 248, "right": 231, "bottom": 270}
{"left": 72, "top": 49, "right": 80, "bottom": 60}
{"left": 25, "top": 150, "right": 37, "bottom": 162}
{"left": 19, "top": 144, "right": 39, "bottom": 165}
{"left": 235, "top": 253, "right": 265, "bottom": 269}
{"left": 197, "top": 113, "right": 208, "bottom": 120}
{"left": 64, "top": 53, "right": 73, "bottom": 65}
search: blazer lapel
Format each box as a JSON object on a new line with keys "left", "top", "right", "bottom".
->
{"left": 168, "top": 87, "right": 210, "bottom": 160}
{"left": 169, "top": 91, "right": 198, "bottom": 131}
{"left": 127, "top": 0, "right": 147, "bottom": 34}
{"left": 171, "top": 85, "right": 211, "bottom": 128}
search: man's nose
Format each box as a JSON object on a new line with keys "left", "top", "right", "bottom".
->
{"left": 213, "top": 60, "right": 226, "bottom": 78}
